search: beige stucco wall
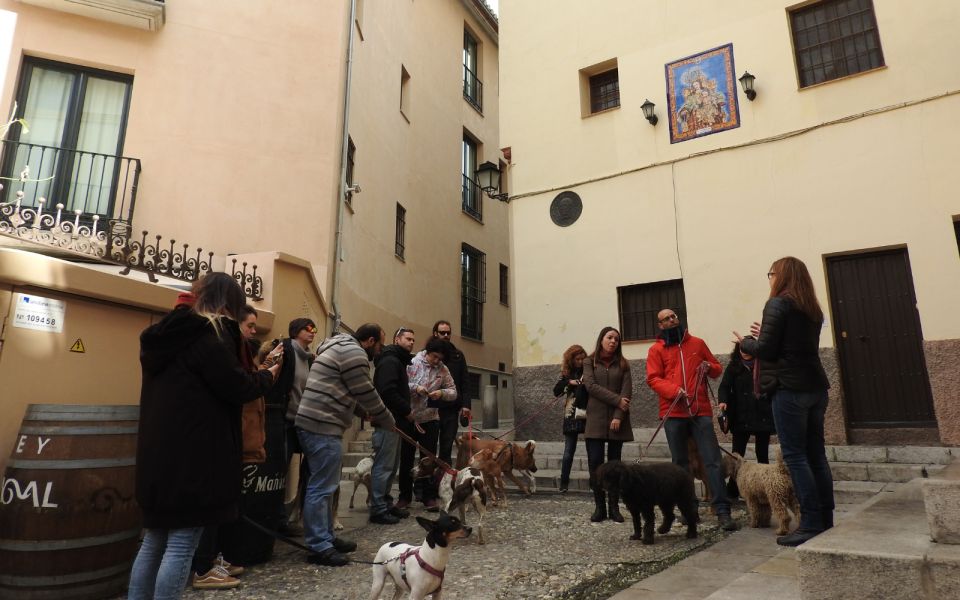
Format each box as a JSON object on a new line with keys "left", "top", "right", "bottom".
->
{"left": 501, "top": 0, "right": 960, "bottom": 367}
{"left": 0, "top": 0, "right": 348, "bottom": 292}
{"left": 339, "top": 0, "right": 511, "bottom": 372}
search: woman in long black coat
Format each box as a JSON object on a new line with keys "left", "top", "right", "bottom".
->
{"left": 128, "top": 273, "right": 279, "bottom": 600}
{"left": 718, "top": 337, "right": 774, "bottom": 498}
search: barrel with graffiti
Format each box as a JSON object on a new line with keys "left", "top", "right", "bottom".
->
{"left": 0, "top": 404, "right": 140, "bottom": 600}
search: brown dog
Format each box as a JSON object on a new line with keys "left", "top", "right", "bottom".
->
{"left": 687, "top": 437, "right": 736, "bottom": 505}
{"left": 467, "top": 447, "right": 509, "bottom": 506}
{"left": 454, "top": 435, "right": 538, "bottom": 495}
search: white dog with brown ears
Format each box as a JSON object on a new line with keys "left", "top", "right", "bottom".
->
{"left": 369, "top": 512, "right": 471, "bottom": 600}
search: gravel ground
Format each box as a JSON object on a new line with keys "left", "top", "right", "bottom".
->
{"left": 181, "top": 494, "right": 744, "bottom": 600}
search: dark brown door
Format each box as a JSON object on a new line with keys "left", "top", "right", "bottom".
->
{"left": 826, "top": 249, "right": 936, "bottom": 428}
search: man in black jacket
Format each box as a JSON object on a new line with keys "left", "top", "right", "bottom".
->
{"left": 370, "top": 327, "right": 417, "bottom": 523}
{"left": 432, "top": 320, "right": 471, "bottom": 466}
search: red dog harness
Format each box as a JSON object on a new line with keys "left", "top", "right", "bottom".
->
{"left": 399, "top": 547, "right": 445, "bottom": 593}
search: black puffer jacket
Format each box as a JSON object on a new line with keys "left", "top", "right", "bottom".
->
{"left": 740, "top": 297, "right": 829, "bottom": 393}
{"left": 373, "top": 344, "right": 414, "bottom": 421}
{"left": 136, "top": 307, "right": 274, "bottom": 529}
{"left": 718, "top": 359, "right": 774, "bottom": 433}
{"left": 439, "top": 345, "right": 469, "bottom": 412}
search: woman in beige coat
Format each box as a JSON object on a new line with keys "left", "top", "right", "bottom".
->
{"left": 582, "top": 326, "right": 633, "bottom": 522}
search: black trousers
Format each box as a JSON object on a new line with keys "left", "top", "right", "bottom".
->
{"left": 727, "top": 430, "right": 771, "bottom": 498}
{"left": 437, "top": 409, "right": 459, "bottom": 466}
{"left": 585, "top": 438, "right": 623, "bottom": 490}
{"left": 398, "top": 419, "right": 440, "bottom": 503}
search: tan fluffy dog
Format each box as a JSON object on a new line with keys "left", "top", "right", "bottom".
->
{"left": 730, "top": 450, "right": 800, "bottom": 535}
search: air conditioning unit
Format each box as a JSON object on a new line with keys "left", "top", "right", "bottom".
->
{"left": 18, "top": 0, "right": 165, "bottom": 32}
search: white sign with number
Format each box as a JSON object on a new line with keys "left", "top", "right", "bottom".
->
{"left": 13, "top": 293, "right": 65, "bottom": 333}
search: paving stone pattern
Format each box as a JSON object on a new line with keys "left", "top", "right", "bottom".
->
{"left": 180, "top": 495, "right": 744, "bottom": 600}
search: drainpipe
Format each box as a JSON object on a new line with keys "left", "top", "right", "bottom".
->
{"left": 330, "top": 0, "right": 357, "bottom": 335}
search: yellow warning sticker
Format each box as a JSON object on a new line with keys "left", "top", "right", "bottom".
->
{"left": 69, "top": 338, "right": 85, "bottom": 353}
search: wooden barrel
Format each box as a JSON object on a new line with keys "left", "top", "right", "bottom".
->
{"left": 0, "top": 404, "right": 141, "bottom": 600}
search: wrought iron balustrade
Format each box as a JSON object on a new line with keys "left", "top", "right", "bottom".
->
{"left": 463, "top": 66, "right": 483, "bottom": 111}
{"left": 462, "top": 174, "right": 482, "bottom": 221}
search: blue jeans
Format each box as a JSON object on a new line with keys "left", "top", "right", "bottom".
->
{"left": 560, "top": 433, "right": 579, "bottom": 488}
{"left": 664, "top": 416, "right": 731, "bottom": 516}
{"left": 127, "top": 527, "right": 204, "bottom": 600}
{"left": 772, "top": 389, "right": 835, "bottom": 531}
{"left": 297, "top": 429, "right": 342, "bottom": 554}
{"left": 370, "top": 427, "right": 400, "bottom": 516}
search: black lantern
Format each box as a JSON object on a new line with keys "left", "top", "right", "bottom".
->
{"left": 738, "top": 71, "right": 756, "bottom": 101}
{"left": 476, "top": 161, "right": 508, "bottom": 202}
{"left": 641, "top": 99, "right": 658, "bottom": 125}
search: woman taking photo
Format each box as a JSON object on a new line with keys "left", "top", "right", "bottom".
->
{"left": 129, "top": 273, "right": 279, "bottom": 599}
{"left": 718, "top": 336, "right": 774, "bottom": 499}
{"left": 553, "top": 344, "right": 588, "bottom": 493}
{"left": 582, "top": 327, "right": 633, "bottom": 523}
{"left": 737, "top": 256, "right": 833, "bottom": 547}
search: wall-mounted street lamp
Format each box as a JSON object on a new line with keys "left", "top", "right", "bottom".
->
{"left": 641, "top": 99, "right": 658, "bottom": 125}
{"left": 476, "top": 161, "right": 509, "bottom": 203}
{"left": 739, "top": 71, "right": 757, "bottom": 101}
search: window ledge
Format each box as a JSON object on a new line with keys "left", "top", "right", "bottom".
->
{"left": 400, "top": 109, "right": 410, "bottom": 124}
{"left": 464, "top": 95, "right": 484, "bottom": 116}
{"left": 21, "top": 0, "right": 166, "bottom": 31}
{"left": 394, "top": 254, "right": 405, "bottom": 263}
{"left": 583, "top": 105, "right": 621, "bottom": 119}
{"left": 461, "top": 209, "right": 484, "bottom": 224}
{"left": 460, "top": 335, "right": 483, "bottom": 343}
{"left": 797, "top": 65, "right": 887, "bottom": 91}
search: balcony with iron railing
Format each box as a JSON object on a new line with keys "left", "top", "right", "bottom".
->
{"left": 0, "top": 140, "right": 263, "bottom": 299}
{"left": 463, "top": 65, "right": 483, "bottom": 112}
{"left": 461, "top": 173, "right": 482, "bottom": 221}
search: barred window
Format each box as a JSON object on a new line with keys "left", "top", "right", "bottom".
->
{"left": 345, "top": 137, "right": 356, "bottom": 203}
{"left": 461, "top": 243, "right": 486, "bottom": 340}
{"left": 395, "top": 203, "right": 406, "bottom": 260}
{"left": 589, "top": 69, "right": 620, "bottom": 113}
{"left": 790, "top": 0, "right": 884, "bottom": 88}
{"left": 618, "top": 279, "right": 687, "bottom": 342}
{"left": 499, "top": 263, "right": 509, "bottom": 306}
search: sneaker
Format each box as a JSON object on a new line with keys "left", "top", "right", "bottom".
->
{"left": 558, "top": 487, "right": 568, "bottom": 494}
{"left": 394, "top": 498, "right": 411, "bottom": 510}
{"left": 306, "top": 548, "right": 349, "bottom": 567}
{"left": 216, "top": 554, "right": 244, "bottom": 577}
{"left": 424, "top": 499, "right": 440, "bottom": 512}
{"left": 370, "top": 512, "right": 401, "bottom": 525}
{"left": 718, "top": 514, "right": 739, "bottom": 532}
{"left": 389, "top": 505, "right": 411, "bottom": 519}
{"left": 192, "top": 565, "right": 241, "bottom": 589}
{"left": 332, "top": 537, "right": 357, "bottom": 553}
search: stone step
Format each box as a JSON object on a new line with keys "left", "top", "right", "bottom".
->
{"left": 797, "top": 478, "right": 960, "bottom": 600}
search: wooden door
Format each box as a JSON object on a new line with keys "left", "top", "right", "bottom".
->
{"left": 826, "top": 249, "right": 936, "bottom": 428}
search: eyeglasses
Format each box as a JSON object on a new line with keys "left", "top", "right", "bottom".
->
{"left": 436, "top": 330, "right": 452, "bottom": 337}
{"left": 658, "top": 314, "right": 678, "bottom": 323}
{"left": 767, "top": 272, "right": 776, "bottom": 280}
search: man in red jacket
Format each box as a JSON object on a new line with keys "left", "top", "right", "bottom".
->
{"left": 646, "top": 308, "right": 737, "bottom": 531}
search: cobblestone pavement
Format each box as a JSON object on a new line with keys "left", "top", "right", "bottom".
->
{"left": 182, "top": 494, "right": 744, "bottom": 600}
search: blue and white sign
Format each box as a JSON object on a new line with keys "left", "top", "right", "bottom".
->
{"left": 13, "top": 293, "right": 65, "bottom": 333}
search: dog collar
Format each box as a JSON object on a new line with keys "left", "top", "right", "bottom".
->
{"left": 399, "top": 547, "right": 444, "bottom": 593}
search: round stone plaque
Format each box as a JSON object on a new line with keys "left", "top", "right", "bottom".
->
{"left": 549, "top": 191, "right": 582, "bottom": 227}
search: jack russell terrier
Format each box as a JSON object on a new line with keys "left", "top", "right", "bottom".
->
{"left": 412, "top": 456, "right": 489, "bottom": 544}
{"left": 369, "top": 512, "right": 471, "bottom": 600}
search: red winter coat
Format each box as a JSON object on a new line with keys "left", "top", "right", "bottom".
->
{"left": 646, "top": 332, "right": 722, "bottom": 419}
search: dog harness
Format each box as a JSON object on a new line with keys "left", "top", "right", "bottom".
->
{"left": 399, "top": 547, "right": 444, "bottom": 593}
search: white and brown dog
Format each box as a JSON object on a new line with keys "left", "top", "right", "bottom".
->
{"left": 369, "top": 513, "right": 471, "bottom": 600}
{"left": 412, "top": 457, "right": 489, "bottom": 544}
{"left": 331, "top": 456, "right": 374, "bottom": 531}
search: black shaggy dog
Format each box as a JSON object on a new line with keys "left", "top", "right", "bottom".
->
{"left": 596, "top": 460, "right": 700, "bottom": 545}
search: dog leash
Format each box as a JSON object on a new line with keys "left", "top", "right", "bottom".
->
{"left": 392, "top": 424, "right": 458, "bottom": 476}
{"left": 240, "top": 515, "right": 397, "bottom": 565}
{"left": 484, "top": 394, "right": 565, "bottom": 440}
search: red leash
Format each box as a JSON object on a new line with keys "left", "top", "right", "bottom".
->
{"left": 392, "top": 424, "right": 457, "bottom": 476}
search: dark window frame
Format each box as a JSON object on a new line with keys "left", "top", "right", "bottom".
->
{"left": 395, "top": 202, "right": 406, "bottom": 260}
{"left": 589, "top": 68, "right": 620, "bottom": 113}
{"left": 460, "top": 243, "right": 486, "bottom": 341}
{"left": 499, "top": 263, "right": 509, "bottom": 306}
{"left": 617, "top": 279, "right": 687, "bottom": 342}
{"left": 789, "top": 0, "right": 885, "bottom": 88}
{"left": 954, "top": 218, "right": 960, "bottom": 259}
{"left": 463, "top": 28, "right": 482, "bottom": 112}
{"left": 400, "top": 65, "right": 411, "bottom": 118}
{"left": 461, "top": 133, "right": 482, "bottom": 221}
{"left": 345, "top": 136, "right": 356, "bottom": 204}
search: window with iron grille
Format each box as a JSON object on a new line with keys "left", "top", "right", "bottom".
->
{"left": 395, "top": 203, "right": 406, "bottom": 260}
{"left": 461, "top": 134, "right": 482, "bottom": 220}
{"left": 954, "top": 218, "right": 960, "bottom": 259}
{"left": 463, "top": 29, "right": 482, "bottom": 111}
{"left": 345, "top": 137, "right": 356, "bottom": 203}
{"left": 589, "top": 69, "right": 620, "bottom": 113}
{"left": 618, "top": 279, "right": 687, "bottom": 342}
{"left": 499, "top": 263, "right": 509, "bottom": 306}
{"left": 461, "top": 243, "right": 486, "bottom": 340}
{"left": 400, "top": 65, "right": 411, "bottom": 117}
{"left": 467, "top": 372, "right": 481, "bottom": 402}
{"left": 789, "top": 0, "right": 884, "bottom": 88}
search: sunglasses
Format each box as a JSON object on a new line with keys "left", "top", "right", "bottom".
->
{"left": 304, "top": 325, "right": 317, "bottom": 334}
{"left": 436, "top": 330, "right": 452, "bottom": 337}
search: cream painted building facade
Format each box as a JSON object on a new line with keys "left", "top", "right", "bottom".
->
{"left": 501, "top": 0, "right": 960, "bottom": 445}
{"left": 0, "top": 0, "right": 511, "bottom": 464}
